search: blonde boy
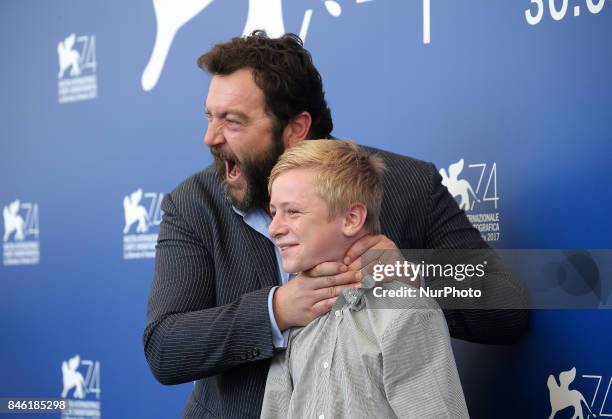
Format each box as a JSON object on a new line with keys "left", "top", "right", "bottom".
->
{"left": 261, "top": 140, "right": 468, "bottom": 418}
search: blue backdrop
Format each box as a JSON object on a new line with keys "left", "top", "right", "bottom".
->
{"left": 1, "top": 1, "right": 611, "bottom": 417}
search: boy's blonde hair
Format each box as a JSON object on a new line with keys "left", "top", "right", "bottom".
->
{"left": 268, "top": 140, "right": 386, "bottom": 234}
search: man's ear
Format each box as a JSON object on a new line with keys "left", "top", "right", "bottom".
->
{"left": 342, "top": 203, "right": 368, "bottom": 237}
{"left": 282, "top": 111, "right": 312, "bottom": 148}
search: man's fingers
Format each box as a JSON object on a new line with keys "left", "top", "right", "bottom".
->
{"left": 343, "top": 234, "right": 384, "bottom": 265}
{"left": 344, "top": 235, "right": 398, "bottom": 269}
{"left": 346, "top": 235, "right": 401, "bottom": 271}
{"left": 348, "top": 249, "right": 386, "bottom": 272}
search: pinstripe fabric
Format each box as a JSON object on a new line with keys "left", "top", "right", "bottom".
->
{"left": 261, "top": 280, "right": 469, "bottom": 419}
{"left": 143, "top": 147, "right": 528, "bottom": 418}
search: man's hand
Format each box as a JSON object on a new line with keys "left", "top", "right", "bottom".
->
{"left": 343, "top": 234, "right": 420, "bottom": 286}
{"left": 273, "top": 262, "right": 361, "bottom": 331}
{"left": 343, "top": 234, "right": 398, "bottom": 271}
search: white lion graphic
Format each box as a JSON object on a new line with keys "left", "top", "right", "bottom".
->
{"left": 123, "top": 189, "right": 150, "bottom": 234}
{"left": 61, "top": 355, "right": 86, "bottom": 399}
{"left": 3, "top": 200, "right": 25, "bottom": 242}
{"left": 141, "top": 0, "right": 345, "bottom": 91}
{"left": 57, "top": 33, "right": 81, "bottom": 79}
{"left": 547, "top": 367, "right": 596, "bottom": 419}
{"left": 439, "top": 158, "right": 479, "bottom": 211}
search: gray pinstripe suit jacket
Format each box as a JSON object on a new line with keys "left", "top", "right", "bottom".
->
{"left": 143, "top": 146, "right": 528, "bottom": 418}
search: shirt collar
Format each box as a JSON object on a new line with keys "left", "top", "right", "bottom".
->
{"left": 333, "top": 274, "right": 377, "bottom": 311}
{"left": 232, "top": 206, "right": 271, "bottom": 231}
{"left": 232, "top": 205, "right": 257, "bottom": 219}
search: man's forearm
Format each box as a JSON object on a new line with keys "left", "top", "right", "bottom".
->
{"left": 143, "top": 286, "right": 275, "bottom": 384}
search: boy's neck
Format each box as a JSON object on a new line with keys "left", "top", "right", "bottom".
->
{"left": 332, "top": 230, "right": 370, "bottom": 265}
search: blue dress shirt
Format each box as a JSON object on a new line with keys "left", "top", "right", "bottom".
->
{"left": 232, "top": 206, "right": 294, "bottom": 348}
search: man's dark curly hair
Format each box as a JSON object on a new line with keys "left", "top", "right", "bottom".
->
{"left": 197, "top": 31, "right": 333, "bottom": 139}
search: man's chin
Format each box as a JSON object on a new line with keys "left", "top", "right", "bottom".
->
{"left": 223, "top": 182, "right": 267, "bottom": 213}
{"left": 226, "top": 183, "right": 245, "bottom": 200}
{"left": 225, "top": 188, "right": 248, "bottom": 210}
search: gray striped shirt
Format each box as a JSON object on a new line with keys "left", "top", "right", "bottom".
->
{"left": 261, "top": 279, "right": 469, "bottom": 419}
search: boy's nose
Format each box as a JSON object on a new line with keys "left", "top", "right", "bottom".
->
{"left": 268, "top": 214, "right": 288, "bottom": 239}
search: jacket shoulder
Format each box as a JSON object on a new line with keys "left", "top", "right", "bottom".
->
{"left": 166, "top": 166, "right": 226, "bottom": 211}
{"left": 359, "top": 146, "right": 441, "bottom": 247}
{"left": 160, "top": 167, "right": 234, "bottom": 242}
{"left": 361, "top": 145, "right": 438, "bottom": 184}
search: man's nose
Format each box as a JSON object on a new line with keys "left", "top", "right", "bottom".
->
{"left": 204, "top": 119, "right": 225, "bottom": 146}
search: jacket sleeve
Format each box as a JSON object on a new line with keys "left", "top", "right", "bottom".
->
{"left": 382, "top": 308, "right": 469, "bottom": 418}
{"left": 143, "top": 192, "right": 275, "bottom": 385}
{"left": 425, "top": 163, "right": 529, "bottom": 344}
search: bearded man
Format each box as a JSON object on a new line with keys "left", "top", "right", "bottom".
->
{"left": 143, "top": 31, "right": 528, "bottom": 418}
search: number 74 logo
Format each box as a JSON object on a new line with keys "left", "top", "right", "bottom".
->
{"left": 439, "top": 159, "right": 499, "bottom": 211}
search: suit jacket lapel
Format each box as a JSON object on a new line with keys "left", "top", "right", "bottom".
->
{"left": 239, "top": 222, "right": 279, "bottom": 289}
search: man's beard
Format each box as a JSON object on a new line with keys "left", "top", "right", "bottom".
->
{"left": 211, "top": 131, "right": 285, "bottom": 212}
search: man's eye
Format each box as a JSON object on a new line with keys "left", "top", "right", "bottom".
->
{"left": 287, "top": 209, "right": 299, "bottom": 215}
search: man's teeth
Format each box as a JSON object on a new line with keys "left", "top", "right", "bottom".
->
{"left": 226, "top": 159, "right": 240, "bottom": 179}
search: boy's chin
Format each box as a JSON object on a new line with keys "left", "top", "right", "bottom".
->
{"left": 283, "top": 263, "right": 303, "bottom": 275}
{"left": 283, "top": 260, "right": 316, "bottom": 275}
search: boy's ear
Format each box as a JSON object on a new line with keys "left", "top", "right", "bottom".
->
{"left": 282, "top": 111, "right": 312, "bottom": 148}
{"left": 342, "top": 203, "right": 367, "bottom": 237}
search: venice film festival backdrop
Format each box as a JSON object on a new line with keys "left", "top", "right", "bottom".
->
{"left": 1, "top": 0, "right": 611, "bottom": 418}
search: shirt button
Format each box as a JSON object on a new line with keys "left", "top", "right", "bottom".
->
{"left": 319, "top": 415, "right": 325, "bottom": 419}
{"left": 334, "top": 310, "right": 341, "bottom": 317}
{"left": 323, "top": 362, "right": 329, "bottom": 369}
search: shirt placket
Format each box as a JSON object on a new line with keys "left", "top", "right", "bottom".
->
{"left": 317, "top": 307, "right": 344, "bottom": 419}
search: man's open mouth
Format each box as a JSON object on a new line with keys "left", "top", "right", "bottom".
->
{"left": 225, "top": 159, "right": 242, "bottom": 183}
